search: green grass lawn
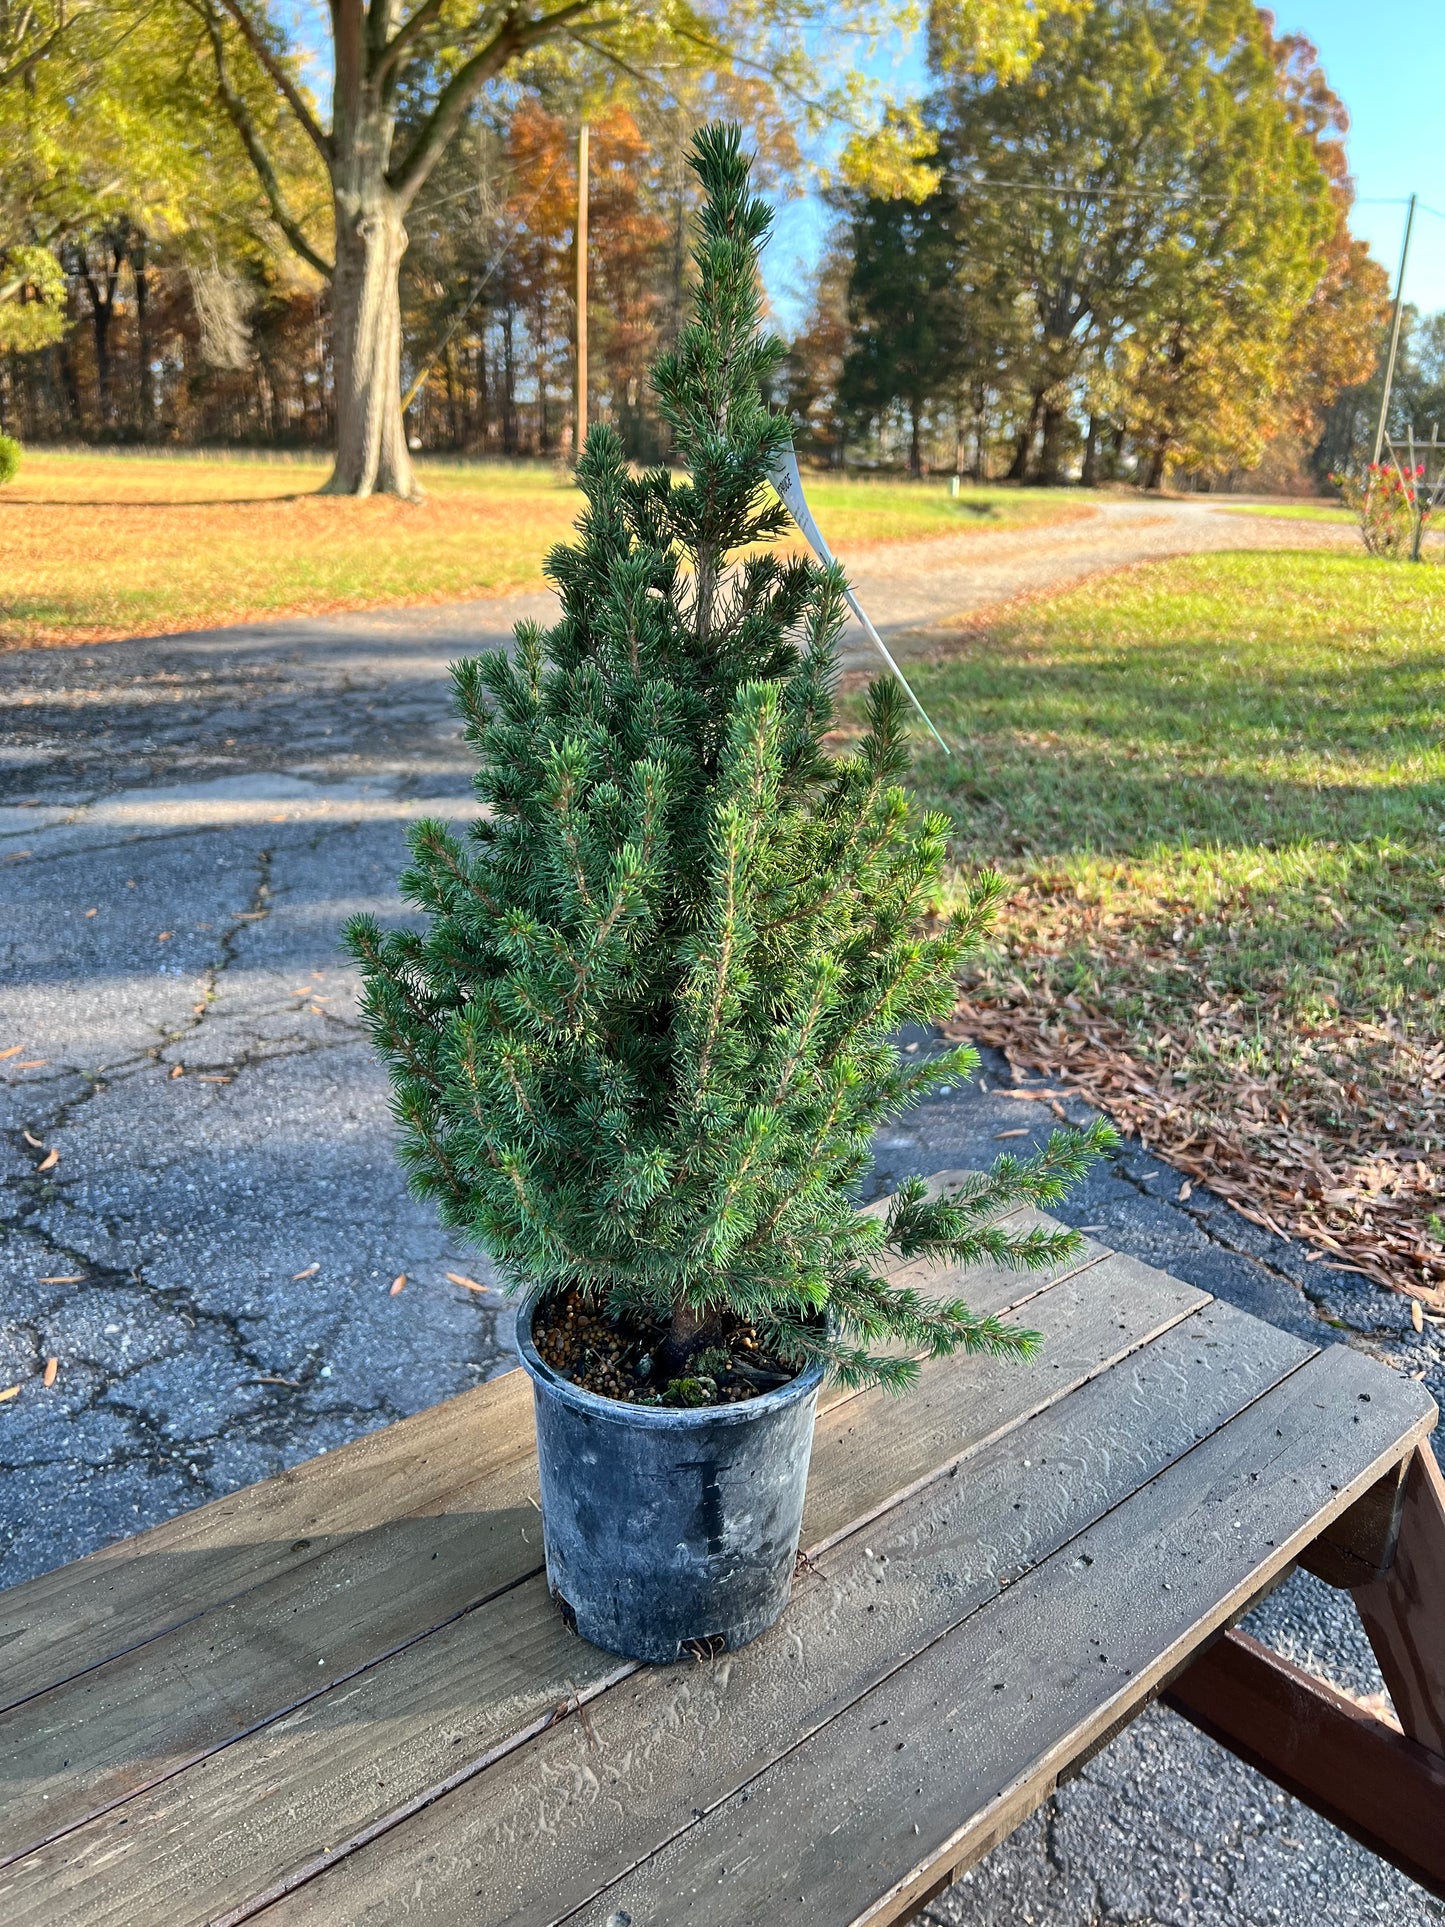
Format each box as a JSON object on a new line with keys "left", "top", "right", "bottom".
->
{"left": 883, "top": 549, "right": 1445, "bottom": 1302}
{"left": 785, "top": 475, "right": 1088, "bottom": 544}
{"left": 1215, "top": 500, "right": 1355, "bottom": 523}
{"left": 0, "top": 450, "right": 1086, "bottom": 648}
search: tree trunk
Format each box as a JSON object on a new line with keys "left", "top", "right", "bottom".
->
{"left": 908, "top": 401, "right": 923, "bottom": 478}
{"left": 57, "top": 331, "right": 82, "bottom": 432}
{"left": 1081, "top": 413, "right": 1100, "bottom": 488}
{"left": 78, "top": 238, "right": 122, "bottom": 435}
{"left": 656, "top": 1300, "right": 722, "bottom": 1381}
{"left": 132, "top": 239, "right": 154, "bottom": 438}
{"left": 472, "top": 330, "right": 489, "bottom": 448}
{"left": 502, "top": 306, "right": 517, "bottom": 455}
{"left": 1037, "top": 402, "right": 1066, "bottom": 486}
{"left": 323, "top": 189, "right": 419, "bottom": 500}
{"left": 1008, "top": 389, "right": 1044, "bottom": 482}
{"left": 1143, "top": 433, "right": 1169, "bottom": 491}
{"left": 443, "top": 337, "right": 461, "bottom": 448}
{"left": 972, "top": 380, "right": 987, "bottom": 482}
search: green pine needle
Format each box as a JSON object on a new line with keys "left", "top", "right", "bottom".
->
{"left": 349, "top": 126, "right": 1112, "bottom": 1392}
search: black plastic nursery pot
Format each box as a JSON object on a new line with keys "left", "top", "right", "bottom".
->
{"left": 516, "top": 1294, "right": 824, "bottom": 1665}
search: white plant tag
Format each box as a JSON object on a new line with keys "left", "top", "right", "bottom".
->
{"left": 765, "top": 442, "right": 951, "bottom": 754}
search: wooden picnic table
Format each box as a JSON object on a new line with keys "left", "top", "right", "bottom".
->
{"left": 3, "top": 1179, "right": 1443, "bottom": 1925}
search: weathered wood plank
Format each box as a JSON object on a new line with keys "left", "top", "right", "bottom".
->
{"left": 215, "top": 1302, "right": 1307, "bottom": 1927}
{"left": 0, "top": 1372, "right": 536, "bottom": 1715}
{"left": 802, "top": 1248, "right": 1198, "bottom": 1557}
{"left": 0, "top": 1259, "right": 1213, "bottom": 1922}
{"left": 0, "top": 1229, "right": 1115, "bottom": 1866}
{"left": 535, "top": 1348, "right": 1435, "bottom": 1927}
{"left": 1296, "top": 1457, "right": 1409, "bottom": 1589}
{"left": 1352, "top": 1441, "right": 1445, "bottom": 1756}
{"left": 1163, "top": 1629, "right": 1445, "bottom": 1901}
{"left": 0, "top": 1192, "right": 1083, "bottom": 1715}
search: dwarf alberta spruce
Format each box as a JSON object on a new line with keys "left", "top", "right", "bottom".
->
{"left": 348, "top": 124, "right": 1112, "bottom": 1395}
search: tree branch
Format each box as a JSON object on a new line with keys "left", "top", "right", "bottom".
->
{"left": 373, "top": 0, "right": 448, "bottom": 84}
{"left": 388, "top": 0, "right": 601, "bottom": 206}
{"left": 0, "top": 16, "right": 66, "bottom": 87}
{"left": 191, "top": 0, "right": 333, "bottom": 277}
{"left": 212, "top": 0, "right": 332, "bottom": 163}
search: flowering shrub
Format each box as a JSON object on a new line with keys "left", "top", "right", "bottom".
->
{"left": 1332, "top": 462, "right": 1427, "bottom": 558}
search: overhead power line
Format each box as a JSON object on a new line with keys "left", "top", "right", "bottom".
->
{"left": 959, "top": 175, "right": 1234, "bottom": 204}
{"left": 959, "top": 179, "right": 1429, "bottom": 211}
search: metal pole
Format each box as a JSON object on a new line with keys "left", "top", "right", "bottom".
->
{"left": 576, "top": 121, "right": 589, "bottom": 459}
{"left": 1372, "top": 193, "right": 1416, "bottom": 468}
{"left": 1408, "top": 422, "right": 1425, "bottom": 563}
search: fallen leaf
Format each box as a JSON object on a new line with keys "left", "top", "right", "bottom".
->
{"left": 85, "top": 908, "right": 98, "bottom": 918}
{"left": 0, "top": 1386, "right": 18, "bottom": 1403}
{"left": 1412, "top": 1299, "right": 1424, "bottom": 1333}
{"left": 267, "top": 814, "right": 288, "bottom": 823}
{"left": 39, "top": 1275, "right": 84, "bottom": 1284}
{"left": 994, "top": 1128, "right": 1029, "bottom": 1139}
{"left": 231, "top": 911, "right": 266, "bottom": 920}
{"left": 1178, "top": 1180, "right": 1192, "bottom": 1202}
{"left": 22, "top": 1130, "right": 42, "bottom": 1147}
{"left": 253, "top": 1374, "right": 302, "bottom": 1388}
{"left": 390, "top": 1273, "right": 407, "bottom": 1295}
{"left": 17, "top": 1060, "right": 47, "bottom": 1069}
{"left": 447, "top": 1272, "right": 486, "bottom": 1292}
{"left": 3, "top": 850, "right": 32, "bottom": 862}
{"left": 0, "top": 1046, "right": 25, "bottom": 1060}
{"left": 197, "top": 1074, "right": 231, "bottom": 1083}
{"left": 43, "top": 1357, "right": 58, "bottom": 1388}
{"left": 36, "top": 1147, "right": 59, "bottom": 1172}
{"left": 169, "top": 1063, "right": 185, "bottom": 1079}
{"left": 157, "top": 931, "right": 172, "bottom": 942}
{"left": 292, "top": 1263, "right": 320, "bottom": 1280}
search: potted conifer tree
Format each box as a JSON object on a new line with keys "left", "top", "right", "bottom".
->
{"left": 349, "top": 126, "right": 1110, "bottom": 1666}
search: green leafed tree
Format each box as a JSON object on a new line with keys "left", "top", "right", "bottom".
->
{"left": 348, "top": 125, "right": 1111, "bottom": 1393}
{"left": 930, "top": 0, "right": 1337, "bottom": 486}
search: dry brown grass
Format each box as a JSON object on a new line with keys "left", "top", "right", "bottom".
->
{"left": 0, "top": 454, "right": 579, "bottom": 648}
{"left": 1, "top": 451, "right": 1087, "bottom": 650}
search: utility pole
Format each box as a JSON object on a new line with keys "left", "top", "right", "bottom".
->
{"left": 1372, "top": 192, "right": 1416, "bottom": 468}
{"left": 575, "top": 121, "right": 589, "bottom": 458}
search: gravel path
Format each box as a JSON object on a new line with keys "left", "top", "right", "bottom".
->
{"left": 3, "top": 495, "right": 1434, "bottom": 1926}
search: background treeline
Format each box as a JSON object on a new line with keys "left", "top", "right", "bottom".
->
{"left": 1, "top": 84, "right": 782, "bottom": 459}
{"left": 0, "top": 0, "right": 1437, "bottom": 488}
{"left": 0, "top": 0, "right": 799, "bottom": 462}
{"left": 789, "top": 3, "right": 1417, "bottom": 489}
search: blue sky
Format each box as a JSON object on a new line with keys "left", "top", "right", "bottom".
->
{"left": 762, "top": 1, "right": 1445, "bottom": 332}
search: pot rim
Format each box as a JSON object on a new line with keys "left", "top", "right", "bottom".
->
{"left": 514, "top": 1290, "right": 825, "bottom": 1429}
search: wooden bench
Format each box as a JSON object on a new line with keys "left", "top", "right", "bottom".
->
{"left": 3, "top": 1186, "right": 1442, "bottom": 1925}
